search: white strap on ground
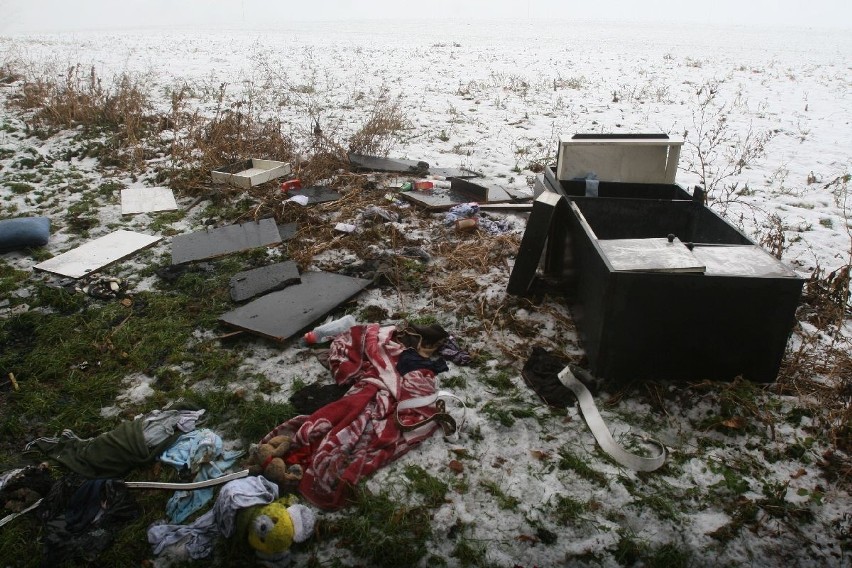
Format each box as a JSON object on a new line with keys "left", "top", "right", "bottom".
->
{"left": 558, "top": 365, "right": 666, "bottom": 472}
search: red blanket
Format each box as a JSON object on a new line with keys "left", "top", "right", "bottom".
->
{"left": 261, "top": 324, "right": 442, "bottom": 510}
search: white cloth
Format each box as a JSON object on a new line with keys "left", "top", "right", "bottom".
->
{"left": 147, "top": 476, "right": 279, "bottom": 559}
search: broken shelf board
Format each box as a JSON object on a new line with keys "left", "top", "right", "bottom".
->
{"left": 219, "top": 271, "right": 371, "bottom": 342}
{"left": 285, "top": 186, "right": 341, "bottom": 205}
{"left": 210, "top": 159, "right": 291, "bottom": 189}
{"left": 399, "top": 177, "right": 531, "bottom": 211}
{"left": 229, "top": 260, "right": 301, "bottom": 302}
{"left": 597, "top": 237, "right": 706, "bottom": 273}
{"left": 348, "top": 152, "right": 479, "bottom": 179}
{"left": 507, "top": 192, "right": 566, "bottom": 296}
{"left": 171, "top": 218, "right": 281, "bottom": 265}
{"left": 33, "top": 230, "right": 162, "bottom": 279}
{"left": 120, "top": 187, "right": 178, "bottom": 215}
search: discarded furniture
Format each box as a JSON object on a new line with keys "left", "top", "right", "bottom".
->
{"left": 219, "top": 271, "right": 371, "bottom": 342}
{"left": 171, "top": 218, "right": 281, "bottom": 265}
{"left": 550, "top": 196, "right": 803, "bottom": 383}
{"left": 0, "top": 216, "right": 50, "bottom": 253}
{"left": 120, "top": 187, "right": 178, "bottom": 215}
{"left": 33, "top": 229, "right": 161, "bottom": 278}
{"left": 211, "top": 159, "right": 291, "bottom": 189}
{"left": 514, "top": 135, "right": 803, "bottom": 383}
{"left": 555, "top": 133, "right": 683, "bottom": 185}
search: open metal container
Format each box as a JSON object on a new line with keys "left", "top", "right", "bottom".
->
{"left": 549, "top": 196, "right": 804, "bottom": 383}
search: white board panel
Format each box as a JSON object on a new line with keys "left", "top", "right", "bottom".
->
{"left": 121, "top": 187, "right": 178, "bottom": 215}
{"left": 34, "top": 230, "right": 162, "bottom": 278}
{"left": 598, "top": 237, "right": 705, "bottom": 273}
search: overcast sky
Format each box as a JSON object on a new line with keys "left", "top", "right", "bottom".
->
{"left": 2, "top": 0, "right": 851, "bottom": 33}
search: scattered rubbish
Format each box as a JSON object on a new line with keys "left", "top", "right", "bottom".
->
{"left": 76, "top": 276, "right": 126, "bottom": 299}
{"left": 303, "top": 314, "right": 357, "bottom": 345}
{"left": 120, "top": 187, "right": 178, "bottom": 215}
{"left": 454, "top": 218, "right": 478, "bottom": 231}
{"left": 171, "top": 218, "right": 281, "bottom": 265}
{"left": 39, "top": 475, "right": 141, "bottom": 566}
{"left": 239, "top": 495, "right": 315, "bottom": 566}
{"left": 260, "top": 323, "right": 457, "bottom": 510}
{"left": 229, "top": 260, "right": 300, "bottom": 302}
{"left": 348, "top": 152, "right": 479, "bottom": 179}
{"left": 160, "top": 429, "right": 245, "bottom": 524}
{"left": 244, "top": 435, "right": 303, "bottom": 491}
{"left": 285, "top": 194, "right": 310, "bottom": 206}
{"left": 24, "top": 409, "right": 205, "bottom": 478}
{"left": 211, "top": 159, "right": 291, "bottom": 189}
{"left": 400, "top": 177, "right": 529, "bottom": 211}
{"left": 334, "top": 222, "right": 356, "bottom": 234}
{"left": 0, "top": 463, "right": 52, "bottom": 527}
{"left": 148, "top": 476, "right": 280, "bottom": 561}
{"left": 360, "top": 205, "right": 399, "bottom": 223}
{"left": 521, "top": 348, "right": 665, "bottom": 471}
{"left": 285, "top": 185, "right": 342, "bottom": 205}
{"left": 34, "top": 230, "right": 161, "bottom": 279}
{"left": 218, "top": 271, "right": 371, "bottom": 342}
{"left": 279, "top": 178, "right": 302, "bottom": 192}
{"left": 0, "top": 216, "right": 50, "bottom": 252}
{"left": 412, "top": 179, "right": 451, "bottom": 190}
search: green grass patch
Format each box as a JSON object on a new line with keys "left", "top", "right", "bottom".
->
{"left": 329, "top": 485, "right": 433, "bottom": 568}
{"left": 557, "top": 447, "right": 609, "bottom": 487}
{"left": 403, "top": 464, "right": 449, "bottom": 508}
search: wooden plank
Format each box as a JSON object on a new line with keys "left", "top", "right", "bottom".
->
{"left": 34, "top": 230, "right": 162, "bottom": 278}
{"left": 171, "top": 218, "right": 281, "bottom": 265}
{"left": 120, "top": 187, "right": 178, "bottom": 215}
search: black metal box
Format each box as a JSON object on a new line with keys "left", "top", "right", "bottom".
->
{"left": 549, "top": 196, "right": 804, "bottom": 383}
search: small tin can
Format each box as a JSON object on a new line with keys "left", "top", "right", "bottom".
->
{"left": 455, "top": 218, "right": 478, "bottom": 231}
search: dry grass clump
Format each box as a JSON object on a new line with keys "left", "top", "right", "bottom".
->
{"left": 9, "top": 64, "right": 153, "bottom": 157}
{"left": 347, "top": 93, "right": 409, "bottom": 157}
{"left": 434, "top": 234, "right": 521, "bottom": 273}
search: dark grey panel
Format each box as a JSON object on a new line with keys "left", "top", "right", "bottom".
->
{"left": 399, "top": 178, "right": 530, "bottom": 211}
{"left": 219, "top": 271, "right": 371, "bottom": 342}
{"left": 286, "top": 186, "right": 341, "bottom": 204}
{"left": 229, "top": 260, "right": 301, "bottom": 302}
{"left": 171, "top": 218, "right": 281, "bottom": 265}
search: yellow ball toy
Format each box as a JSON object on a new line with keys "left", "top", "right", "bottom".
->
{"left": 237, "top": 496, "right": 316, "bottom": 565}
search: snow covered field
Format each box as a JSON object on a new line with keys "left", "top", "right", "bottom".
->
{"left": 1, "top": 18, "right": 851, "bottom": 568}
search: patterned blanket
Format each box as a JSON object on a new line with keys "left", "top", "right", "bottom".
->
{"left": 262, "top": 324, "right": 443, "bottom": 510}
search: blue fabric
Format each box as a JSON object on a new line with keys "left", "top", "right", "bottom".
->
{"left": 159, "top": 429, "right": 243, "bottom": 524}
{"left": 0, "top": 217, "right": 50, "bottom": 252}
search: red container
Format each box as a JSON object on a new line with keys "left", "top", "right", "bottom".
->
{"left": 280, "top": 179, "right": 302, "bottom": 192}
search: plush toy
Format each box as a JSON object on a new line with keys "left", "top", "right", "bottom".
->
{"left": 236, "top": 495, "right": 316, "bottom": 567}
{"left": 245, "top": 435, "right": 303, "bottom": 491}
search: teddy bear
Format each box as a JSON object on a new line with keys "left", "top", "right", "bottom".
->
{"left": 236, "top": 494, "right": 316, "bottom": 567}
{"left": 245, "top": 435, "right": 303, "bottom": 491}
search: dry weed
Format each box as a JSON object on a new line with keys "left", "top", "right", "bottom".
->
{"left": 348, "top": 91, "right": 409, "bottom": 156}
